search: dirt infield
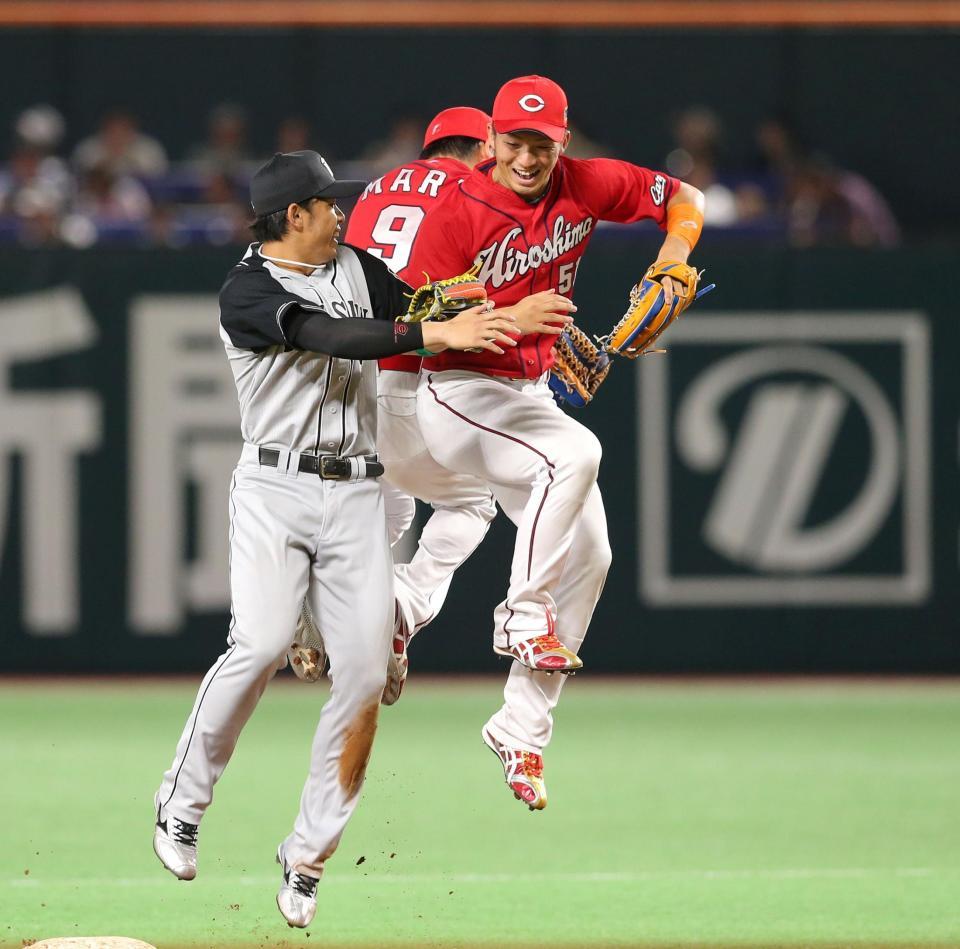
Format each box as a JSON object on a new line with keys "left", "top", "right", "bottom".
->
{"left": 25, "top": 940, "right": 157, "bottom": 949}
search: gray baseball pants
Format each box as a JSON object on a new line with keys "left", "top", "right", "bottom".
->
{"left": 155, "top": 445, "right": 394, "bottom": 877}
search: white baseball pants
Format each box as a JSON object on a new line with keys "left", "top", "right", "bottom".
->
{"left": 378, "top": 370, "right": 497, "bottom": 633}
{"left": 417, "top": 370, "right": 612, "bottom": 750}
{"left": 488, "top": 482, "right": 610, "bottom": 750}
{"left": 155, "top": 445, "right": 394, "bottom": 877}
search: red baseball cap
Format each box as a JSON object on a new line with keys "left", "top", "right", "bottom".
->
{"left": 492, "top": 75, "right": 568, "bottom": 143}
{"left": 422, "top": 107, "right": 492, "bottom": 148}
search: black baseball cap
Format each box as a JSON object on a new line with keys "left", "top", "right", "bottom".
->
{"left": 249, "top": 150, "right": 368, "bottom": 216}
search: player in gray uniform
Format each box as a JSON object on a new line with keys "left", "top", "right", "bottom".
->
{"left": 151, "top": 151, "right": 518, "bottom": 929}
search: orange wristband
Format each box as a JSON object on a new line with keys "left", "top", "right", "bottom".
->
{"left": 666, "top": 202, "right": 704, "bottom": 251}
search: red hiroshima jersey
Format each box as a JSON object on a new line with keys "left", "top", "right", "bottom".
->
{"left": 407, "top": 156, "right": 679, "bottom": 379}
{"left": 345, "top": 156, "right": 473, "bottom": 373}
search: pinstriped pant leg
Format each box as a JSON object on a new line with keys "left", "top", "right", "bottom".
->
{"left": 156, "top": 464, "right": 314, "bottom": 824}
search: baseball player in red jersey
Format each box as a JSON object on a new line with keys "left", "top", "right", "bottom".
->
{"left": 408, "top": 76, "right": 706, "bottom": 808}
{"left": 344, "top": 107, "right": 575, "bottom": 702}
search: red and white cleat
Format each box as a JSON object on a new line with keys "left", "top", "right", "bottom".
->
{"left": 382, "top": 602, "right": 410, "bottom": 706}
{"left": 481, "top": 727, "right": 547, "bottom": 811}
{"left": 493, "top": 633, "right": 582, "bottom": 674}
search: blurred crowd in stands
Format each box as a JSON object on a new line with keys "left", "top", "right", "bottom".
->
{"left": 660, "top": 107, "right": 900, "bottom": 248}
{"left": 0, "top": 102, "right": 901, "bottom": 249}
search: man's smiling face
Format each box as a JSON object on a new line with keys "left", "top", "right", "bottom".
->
{"left": 491, "top": 130, "right": 568, "bottom": 200}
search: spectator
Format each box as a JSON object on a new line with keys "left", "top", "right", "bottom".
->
{"left": 15, "top": 103, "right": 67, "bottom": 158}
{"left": 72, "top": 162, "right": 152, "bottom": 221}
{"left": 787, "top": 154, "right": 901, "bottom": 248}
{"left": 751, "top": 115, "right": 804, "bottom": 214}
{"left": 12, "top": 187, "right": 62, "bottom": 246}
{"left": 0, "top": 104, "right": 73, "bottom": 221}
{"left": 358, "top": 114, "right": 424, "bottom": 176}
{"left": 665, "top": 106, "right": 741, "bottom": 225}
{"left": 187, "top": 103, "right": 253, "bottom": 176}
{"left": 755, "top": 115, "right": 801, "bottom": 179}
{"left": 196, "top": 169, "right": 251, "bottom": 243}
{"left": 275, "top": 116, "right": 313, "bottom": 155}
{"left": 73, "top": 110, "right": 168, "bottom": 178}
{"left": 61, "top": 161, "right": 153, "bottom": 246}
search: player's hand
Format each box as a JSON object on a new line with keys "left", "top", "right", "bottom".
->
{"left": 507, "top": 290, "right": 577, "bottom": 336}
{"left": 650, "top": 255, "right": 687, "bottom": 309}
{"left": 660, "top": 275, "right": 681, "bottom": 308}
{"left": 422, "top": 304, "right": 519, "bottom": 355}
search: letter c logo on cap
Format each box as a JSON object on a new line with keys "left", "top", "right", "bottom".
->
{"left": 518, "top": 95, "right": 545, "bottom": 113}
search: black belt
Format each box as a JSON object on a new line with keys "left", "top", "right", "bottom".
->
{"left": 258, "top": 447, "right": 384, "bottom": 481}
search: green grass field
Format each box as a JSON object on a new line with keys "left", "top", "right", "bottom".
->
{"left": 2, "top": 677, "right": 959, "bottom": 948}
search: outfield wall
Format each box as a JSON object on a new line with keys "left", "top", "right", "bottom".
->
{"left": 0, "top": 239, "right": 957, "bottom": 672}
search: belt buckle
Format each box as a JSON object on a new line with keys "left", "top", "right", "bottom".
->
{"left": 319, "top": 456, "right": 349, "bottom": 480}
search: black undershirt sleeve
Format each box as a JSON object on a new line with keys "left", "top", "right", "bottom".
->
{"left": 286, "top": 309, "right": 424, "bottom": 359}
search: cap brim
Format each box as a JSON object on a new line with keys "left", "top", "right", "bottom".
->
{"left": 494, "top": 121, "right": 566, "bottom": 143}
{"left": 316, "top": 179, "right": 369, "bottom": 198}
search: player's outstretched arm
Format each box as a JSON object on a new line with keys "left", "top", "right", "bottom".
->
{"left": 421, "top": 305, "right": 518, "bottom": 355}
{"left": 285, "top": 308, "right": 431, "bottom": 360}
{"left": 499, "top": 290, "right": 577, "bottom": 336}
{"left": 653, "top": 182, "right": 705, "bottom": 305}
